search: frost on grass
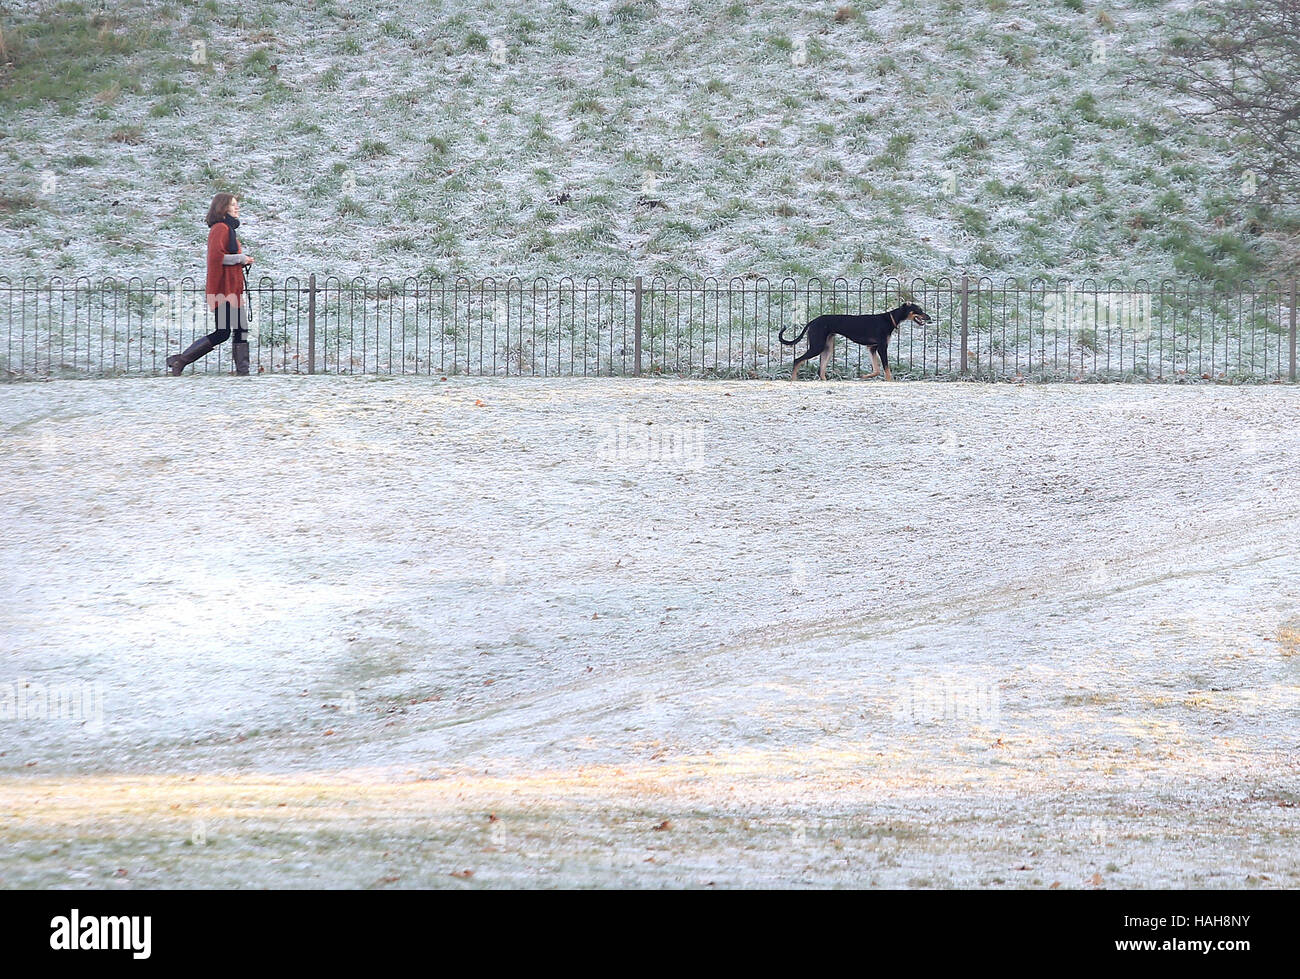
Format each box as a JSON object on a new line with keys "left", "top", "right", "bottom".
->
{"left": 0, "top": 377, "right": 1298, "bottom": 887}
{"left": 0, "top": 1, "right": 1284, "bottom": 285}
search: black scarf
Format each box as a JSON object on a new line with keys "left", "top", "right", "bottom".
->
{"left": 219, "top": 214, "right": 241, "bottom": 254}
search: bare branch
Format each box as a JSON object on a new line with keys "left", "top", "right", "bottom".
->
{"left": 1135, "top": 0, "right": 1300, "bottom": 202}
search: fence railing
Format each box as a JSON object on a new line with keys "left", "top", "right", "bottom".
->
{"left": 2, "top": 275, "right": 1296, "bottom": 382}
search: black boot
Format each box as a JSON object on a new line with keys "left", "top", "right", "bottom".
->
{"left": 166, "top": 336, "right": 216, "bottom": 376}
{"left": 232, "top": 340, "right": 250, "bottom": 376}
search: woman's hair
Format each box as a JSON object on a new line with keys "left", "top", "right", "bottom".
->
{"left": 205, "top": 192, "right": 236, "bottom": 227}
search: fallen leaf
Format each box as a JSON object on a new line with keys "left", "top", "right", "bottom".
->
{"left": 653, "top": 820, "right": 672, "bottom": 832}
{"left": 1049, "top": 881, "right": 1061, "bottom": 889}
{"left": 451, "top": 869, "right": 474, "bottom": 879}
{"left": 1088, "top": 872, "right": 1103, "bottom": 886}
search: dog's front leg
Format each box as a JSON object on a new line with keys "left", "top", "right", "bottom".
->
{"left": 864, "top": 347, "right": 881, "bottom": 379}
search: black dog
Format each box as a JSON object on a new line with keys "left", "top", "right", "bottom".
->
{"left": 780, "top": 302, "right": 932, "bottom": 381}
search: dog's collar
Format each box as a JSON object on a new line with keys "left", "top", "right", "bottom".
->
{"left": 889, "top": 310, "right": 897, "bottom": 329}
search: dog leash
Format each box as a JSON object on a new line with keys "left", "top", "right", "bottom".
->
{"left": 243, "top": 264, "right": 254, "bottom": 325}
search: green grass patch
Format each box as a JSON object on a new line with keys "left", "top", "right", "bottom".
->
{"left": 873, "top": 132, "right": 915, "bottom": 170}
{"left": 0, "top": 6, "right": 167, "bottom": 110}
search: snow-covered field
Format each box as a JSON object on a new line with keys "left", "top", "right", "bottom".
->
{"left": 2, "top": 375, "right": 1298, "bottom": 888}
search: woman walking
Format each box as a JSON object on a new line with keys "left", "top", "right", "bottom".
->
{"left": 167, "top": 192, "right": 254, "bottom": 375}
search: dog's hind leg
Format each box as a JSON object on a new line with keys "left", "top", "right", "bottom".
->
{"left": 791, "top": 350, "right": 806, "bottom": 381}
{"left": 879, "top": 343, "right": 892, "bottom": 381}
{"left": 819, "top": 335, "right": 835, "bottom": 381}
{"left": 863, "top": 346, "right": 881, "bottom": 379}
{"left": 790, "top": 327, "right": 825, "bottom": 381}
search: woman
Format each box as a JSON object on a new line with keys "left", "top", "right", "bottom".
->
{"left": 167, "top": 192, "right": 254, "bottom": 375}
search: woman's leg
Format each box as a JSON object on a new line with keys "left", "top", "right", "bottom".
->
{"left": 167, "top": 302, "right": 233, "bottom": 374}
{"left": 206, "top": 301, "right": 234, "bottom": 346}
{"left": 230, "top": 301, "right": 250, "bottom": 375}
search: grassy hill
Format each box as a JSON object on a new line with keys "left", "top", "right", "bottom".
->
{"left": 1, "top": 0, "right": 1296, "bottom": 285}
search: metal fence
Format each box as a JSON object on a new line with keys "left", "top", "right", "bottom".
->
{"left": 2, "top": 275, "right": 1296, "bottom": 382}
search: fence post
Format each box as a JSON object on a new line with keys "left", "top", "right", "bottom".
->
{"left": 307, "top": 273, "right": 317, "bottom": 375}
{"left": 1290, "top": 278, "right": 1297, "bottom": 383}
{"left": 960, "top": 274, "right": 969, "bottom": 374}
{"left": 634, "top": 275, "right": 643, "bottom": 377}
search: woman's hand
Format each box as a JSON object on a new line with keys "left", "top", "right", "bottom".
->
{"left": 244, "top": 254, "right": 254, "bottom": 266}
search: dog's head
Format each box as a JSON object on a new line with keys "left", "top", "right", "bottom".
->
{"left": 899, "top": 302, "right": 932, "bottom": 325}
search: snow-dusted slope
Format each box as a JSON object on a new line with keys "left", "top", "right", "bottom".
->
{"left": 0, "top": 1, "right": 1286, "bottom": 285}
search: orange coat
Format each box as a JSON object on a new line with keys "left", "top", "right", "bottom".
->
{"left": 205, "top": 221, "right": 246, "bottom": 308}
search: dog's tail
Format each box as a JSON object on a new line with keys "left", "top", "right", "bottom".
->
{"left": 778, "top": 322, "right": 809, "bottom": 346}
